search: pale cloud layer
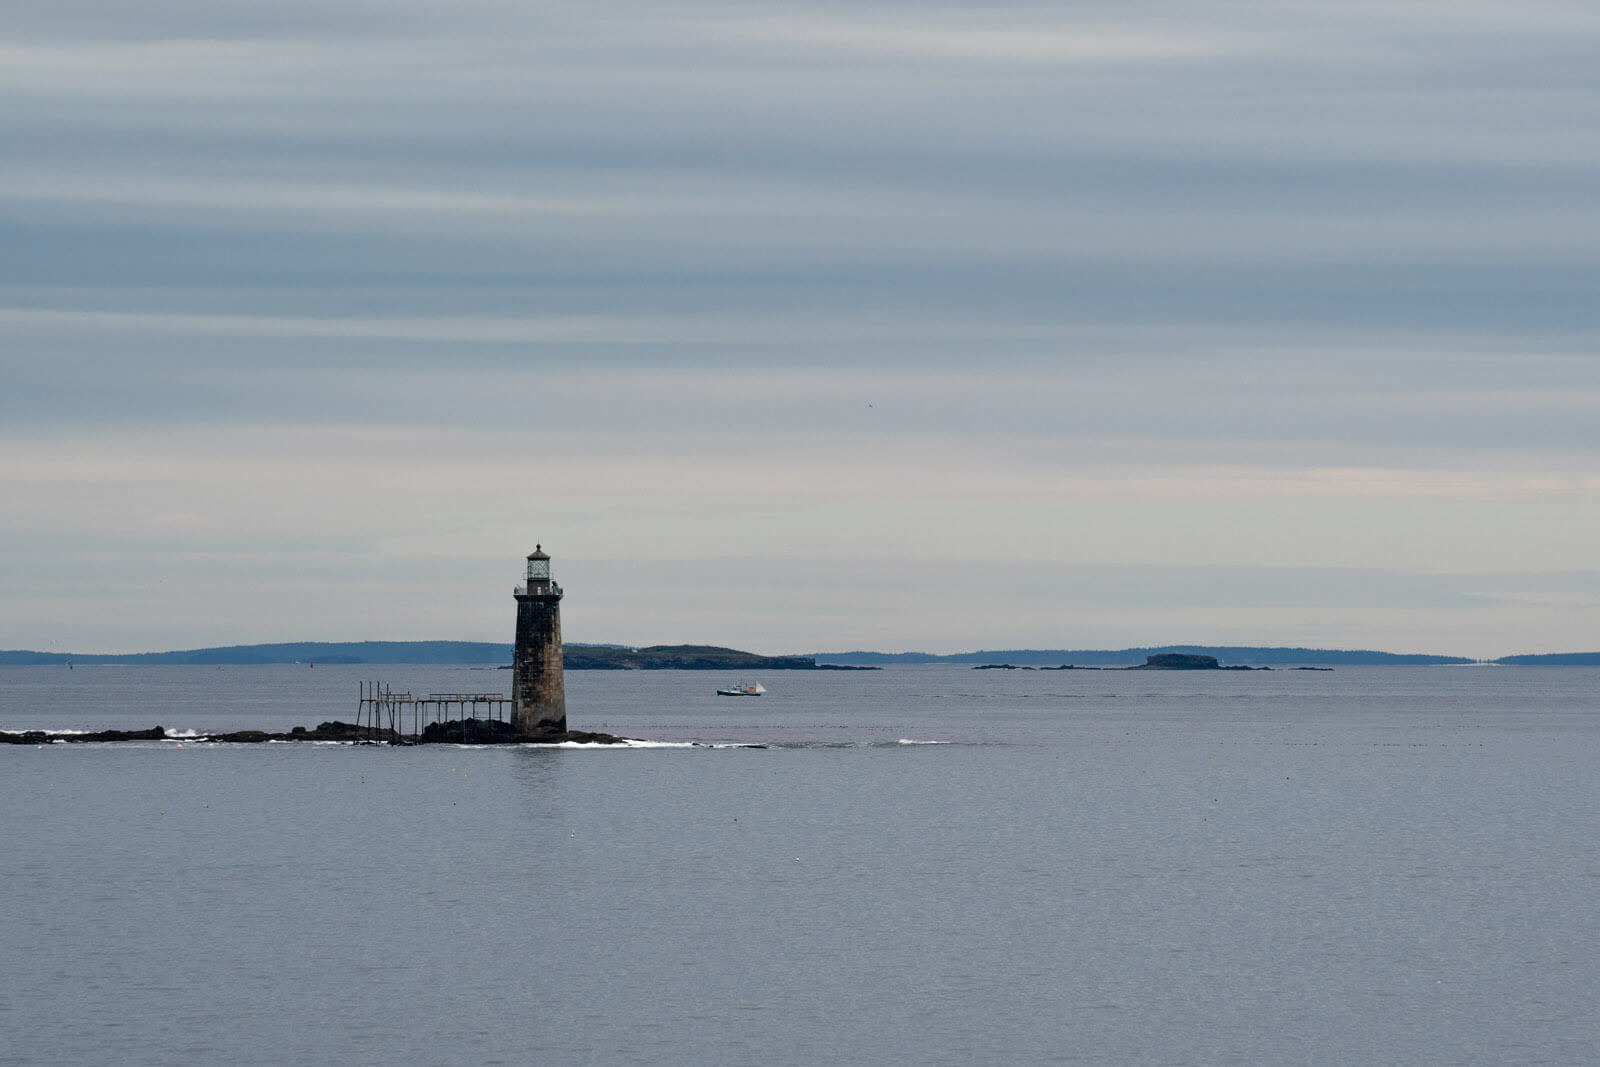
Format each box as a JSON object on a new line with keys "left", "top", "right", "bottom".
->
{"left": 3, "top": 1, "right": 1599, "bottom": 655}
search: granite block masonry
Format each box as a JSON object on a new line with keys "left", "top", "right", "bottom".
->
{"left": 512, "top": 544, "right": 567, "bottom": 735}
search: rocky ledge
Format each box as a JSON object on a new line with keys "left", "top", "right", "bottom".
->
{"left": 1, "top": 720, "right": 628, "bottom": 746}
{"left": 414, "top": 718, "right": 625, "bottom": 745}
{"left": 973, "top": 653, "right": 1273, "bottom": 671}
{"left": 1130, "top": 653, "right": 1268, "bottom": 670}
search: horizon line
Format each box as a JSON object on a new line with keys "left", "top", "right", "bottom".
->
{"left": 3, "top": 639, "right": 1596, "bottom": 662}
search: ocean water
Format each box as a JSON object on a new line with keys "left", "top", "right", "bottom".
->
{"left": 1, "top": 665, "right": 1596, "bottom": 1065}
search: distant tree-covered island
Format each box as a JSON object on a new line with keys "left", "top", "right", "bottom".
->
{"left": 562, "top": 644, "right": 870, "bottom": 670}
{"left": 0, "top": 641, "right": 511, "bottom": 666}
{"left": 818, "top": 646, "right": 1479, "bottom": 667}
{"left": 1493, "top": 652, "right": 1600, "bottom": 666}
{"left": 0, "top": 641, "right": 870, "bottom": 670}
{"left": 975, "top": 653, "right": 1269, "bottom": 671}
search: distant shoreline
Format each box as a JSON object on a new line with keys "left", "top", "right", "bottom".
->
{"left": 3, "top": 641, "right": 1597, "bottom": 668}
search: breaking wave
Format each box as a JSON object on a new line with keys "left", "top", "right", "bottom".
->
{"left": 522, "top": 739, "right": 765, "bottom": 749}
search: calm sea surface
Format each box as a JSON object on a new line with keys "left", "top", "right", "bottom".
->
{"left": 2, "top": 665, "right": 1596, "bottom": 1065}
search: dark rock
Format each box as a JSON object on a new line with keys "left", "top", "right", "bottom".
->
{"left": 1133, "top": 653, "right": 1221, "bottom": 670}
{"left": 0, "top": 731, "right": 52, "bottom": 745}
{"left": 1, "top": 726, "right": 168, "bottom": 744}
{"left": 420, "top": 718, "right": 525, "bottom": 744}
{"left": 419, "top": 717, "right": 626, "bottom": 745}
{"left": 67, "top": 726, "right": 168, "bottom": 742}
{"left": 311, "top": 721, "right": 382, "bottom": 740}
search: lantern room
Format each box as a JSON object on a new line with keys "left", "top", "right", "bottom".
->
{"left": 526, "top": 545, "right": 551, "bottom": 584}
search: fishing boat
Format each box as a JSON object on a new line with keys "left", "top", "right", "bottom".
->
{"left": 716, "top": 681, "right": 766, "bottom": 696}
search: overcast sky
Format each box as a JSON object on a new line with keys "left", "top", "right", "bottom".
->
{"left": 4, "top": 1, "right": 1600, "bottom": 656}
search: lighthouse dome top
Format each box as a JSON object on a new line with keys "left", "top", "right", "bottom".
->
{"left": 524, "top": 546, "right": 554, "bottom": 586}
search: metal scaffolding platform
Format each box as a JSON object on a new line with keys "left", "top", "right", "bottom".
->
{"left": 355, "top": 681, "right": 512, "bottom": 742}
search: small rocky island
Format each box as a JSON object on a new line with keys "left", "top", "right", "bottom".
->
{"left": 1131, "top": 653, "right": 1266, "bottom": 670}
{"left": 0, "top": 721, "right": 628, "bottom": 746}
{"left": 975, "top": 653, "right": 1271, "bottom": 671}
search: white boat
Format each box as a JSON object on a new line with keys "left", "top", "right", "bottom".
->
{"left": 716, "top": 681, "right": 766, "bottom": 696}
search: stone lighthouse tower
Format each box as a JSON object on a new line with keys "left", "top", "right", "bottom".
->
{"left": 512, "top": 545, "right": 566, "bottom": 735}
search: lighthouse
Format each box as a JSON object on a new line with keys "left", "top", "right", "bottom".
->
{"left": 512, "top": 545, "right": 567, "bottom": 735}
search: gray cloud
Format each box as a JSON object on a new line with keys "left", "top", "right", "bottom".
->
{"left": 4, "top": 1, "right": 1600, "bottom": 652}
